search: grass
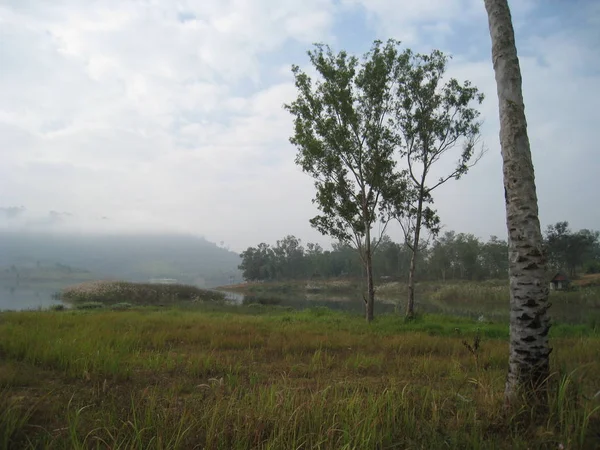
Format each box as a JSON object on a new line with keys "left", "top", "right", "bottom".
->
{"left": 0, "top": 305, "right": 599, "bottom": 449}
{"left": 58, "top": 281, "right": 225, "bottom": 306}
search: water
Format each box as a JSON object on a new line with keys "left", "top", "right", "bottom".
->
{"left": 0, "top": 283, "right": 66, "bottom": 311}
{"left": 221, "top": 290, "right": 401, "bottom": 315}
{"left": 220, "top": 290, "right": 511, "bottom": 321}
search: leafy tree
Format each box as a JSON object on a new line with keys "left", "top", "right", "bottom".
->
{"left": 305, "top": 242, "right": 326, "bottom": 277}
{"left": 484, "top": 0, "right": 551, "bottom": 405}
{"left": 453, "top": 233, "right": 483, "bottom": 280}
{"left": 480, "top": 236, "right": 509, "bottom": 279}
{"left": 428, "top": 231, "right": 456, "bottom": 281}
{"left": 238, "top": 243, "right": 276, "bottom": 281}
{"left": 273, "top": 235, "right": 306, "bottom": 279}
{"left": 372, "top": 235, "right": 402, "bottom": 279}
{"left": 390, "top": 49, "right": 485, "bottom": 318}
{"left": 545, "top": 222, "right": 600, "bottom": 276}
{"left": 285, "top": 39, "right": 408, "bottom": 322}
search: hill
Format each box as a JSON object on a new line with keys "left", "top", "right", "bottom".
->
{"left": 0, "top": 231, "right": 241, "bottom": 287}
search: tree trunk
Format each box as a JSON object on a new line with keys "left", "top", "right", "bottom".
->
{"left": 362, "top": 204, "right": 375, "bottom": 323}
{"left": 484, "top": 0, "right": 551, "bottom": 405}
{"left": 365, "top": 247, "right": 375, "bottom": 323}
{"left": 406, "top": 196, "right": 423, "bottom": 319}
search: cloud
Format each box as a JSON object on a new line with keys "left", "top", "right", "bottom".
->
{"left": 0, "top": 0, "right": 598, "bottom": 251}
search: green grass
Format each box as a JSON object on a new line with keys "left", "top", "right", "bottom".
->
{"left": 0, "top": 306, "right": 598, "bottom": 449}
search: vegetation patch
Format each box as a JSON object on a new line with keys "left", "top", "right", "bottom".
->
{"left": 0, "top": 307, "right": 598, "bottom": 449}
{"left": 59, "top": 281, "right": 225, "bottom": 306}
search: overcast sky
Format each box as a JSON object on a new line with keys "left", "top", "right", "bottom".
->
{"left": 1, "top": 0, "right": 598, "bottom": 252}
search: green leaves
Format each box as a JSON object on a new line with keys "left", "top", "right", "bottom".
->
{"left": 390, "top": 48, "right": 485, "bottom": 245}
{"left": 285, "top": 39, "right": 407, "bottom": 252}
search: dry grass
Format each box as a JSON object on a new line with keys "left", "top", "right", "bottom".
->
{"left": 0, "top": 306, "right": 598, "bottom": 449}
{"left": 574, "top": 274, "right": 600, "bottom": 287}
{"left": 59, "top": 281, "right": 224, "bottom": 306}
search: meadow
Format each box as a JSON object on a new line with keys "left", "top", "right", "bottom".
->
{"left": 1, "top": 303, "right": 599, "bottom": 449}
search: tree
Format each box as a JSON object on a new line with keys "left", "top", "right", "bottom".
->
{"left": 453, "top": 233, "right": 483, "bottom": 280}
{"left": 285, "top": 40, "right": 408, "bottom": 322}
{"left": 238, "top": 243, "right": 276, "bottom": 281}
{"left": 391, "top": 49, "right": 485, "bottom": 318}
{"left": 273, "top": 235, "right": 306, "bottom": 279}
{"left": 481, "top": 236, "right": 509, "bottom": 279}
{"left": 484, "top": 0, "right": 551, "bottom": 405}
{"left": 545, "top": 222, "right": 599, "bottom": 276}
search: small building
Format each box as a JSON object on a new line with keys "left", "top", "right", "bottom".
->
{"left": 550, "top": 272, "right": 570, "bottom": 291}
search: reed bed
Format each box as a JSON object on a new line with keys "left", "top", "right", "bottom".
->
{"left": 59, "top": 281, "right": 224, "bottom": 306}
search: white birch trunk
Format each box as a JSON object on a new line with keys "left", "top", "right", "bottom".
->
{"left": 483, "top": 0, "right": 552, "bottom": 404}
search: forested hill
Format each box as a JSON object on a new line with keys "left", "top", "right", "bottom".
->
{"left": 0, "top": 231, "right": 241, "bottom": 287}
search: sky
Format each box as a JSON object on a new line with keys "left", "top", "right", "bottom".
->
{"left": 1, "top": 0, "right": 599, "bottom": 252}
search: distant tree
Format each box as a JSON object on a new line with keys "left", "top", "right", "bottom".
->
{"left": 372, "top": 235, "right": 402, "bottom": 279}
{"left": 305, "top": 242, "right": 325, "bottom": 277}
{"left": 545, "top": 221, "right": 600, "bottom": 276}
{"left": 428, "top": 231, "right": 456, "bottom": 281}
{"left": 239, "top": 243, "right": 276, "bottom": 281}
{"left": 273, "top": 235, "right": 306, "bottom": 279}
{"left": 285, "top": 39, "right": 408, "bottom": 322}
{"left": 453, "top": 233, "right": 483, "bottom": 280}
{"left": 480, "top": 236, "right": 509, "bottom": 279}
{"left": 390, "top": 49, "right": 485, "bottom": 318}
{"left": 484, "top": 0, "right": 551, "bottom": 405}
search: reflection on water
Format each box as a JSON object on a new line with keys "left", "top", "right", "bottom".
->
{"left": 220, "top": 290, "right": 599, "bottom": 325}
{"left": 2, "top": 282, "right": 596, "bottom": 326}
{"left": 223, "top": 290, "right": 397, "bottom": 315}
{"left": 0, "top": 283, "right": 65, "bottom": 311}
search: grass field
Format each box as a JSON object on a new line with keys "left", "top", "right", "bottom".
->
{"left": 1, "top": 305, "right": 599, "bottom": 449}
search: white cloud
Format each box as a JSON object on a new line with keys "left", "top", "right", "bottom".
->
{"left": 0, "top": 0, "right": 598, "bottom": 251}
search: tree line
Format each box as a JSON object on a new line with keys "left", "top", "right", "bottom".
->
{"left": 239, "top": 221, "right": 599, "bottom": 284}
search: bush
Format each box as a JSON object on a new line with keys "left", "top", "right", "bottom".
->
{"left": 49, "top": 304, "right": 65, "bottom": 311}
{"left": 111, "top": 302, "right": 133, "bottom": 310}
{"left": 75, "top": 302, "right": 104, "bottom": 310}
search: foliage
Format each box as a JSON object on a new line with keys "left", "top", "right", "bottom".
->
{"left": 237, "top": 222, "right": 600, "bottom": 286}
{"left": 238, "top": 232, "right": 509, "bottom": 283}
{"left": 387, "top": 48, "right": 484, "bottom": 317}
{"left": 285, "top": 39, "right": 406, "bottom": 248}
{"left": 391, "top": 50, "right": 484, "bottom": 242}
{"left": 545, "top": 221, "right": 600, "bottom": 277}
{"left": 285, "top": 39, "right": 412, "bottom": 320}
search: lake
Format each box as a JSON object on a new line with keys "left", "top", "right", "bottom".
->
{"left": 3, "top": 283, "right": 596, "bottom": 326}
{"left": 0, "top": 282, "right": 66, "bottom": 311}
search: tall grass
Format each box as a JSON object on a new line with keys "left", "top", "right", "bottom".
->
{"left": 0, "top": 307, "right": 598, "bottom": 448}
{"left": 59, "top": 281, "right": 224, "bottom": 305}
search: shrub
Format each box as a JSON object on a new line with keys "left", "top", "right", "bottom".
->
{"left": 75, "top": 302, "right": 104, "bottom": 310}
{"left": 111, "top": 302, "right": 133, "bottom": 310}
